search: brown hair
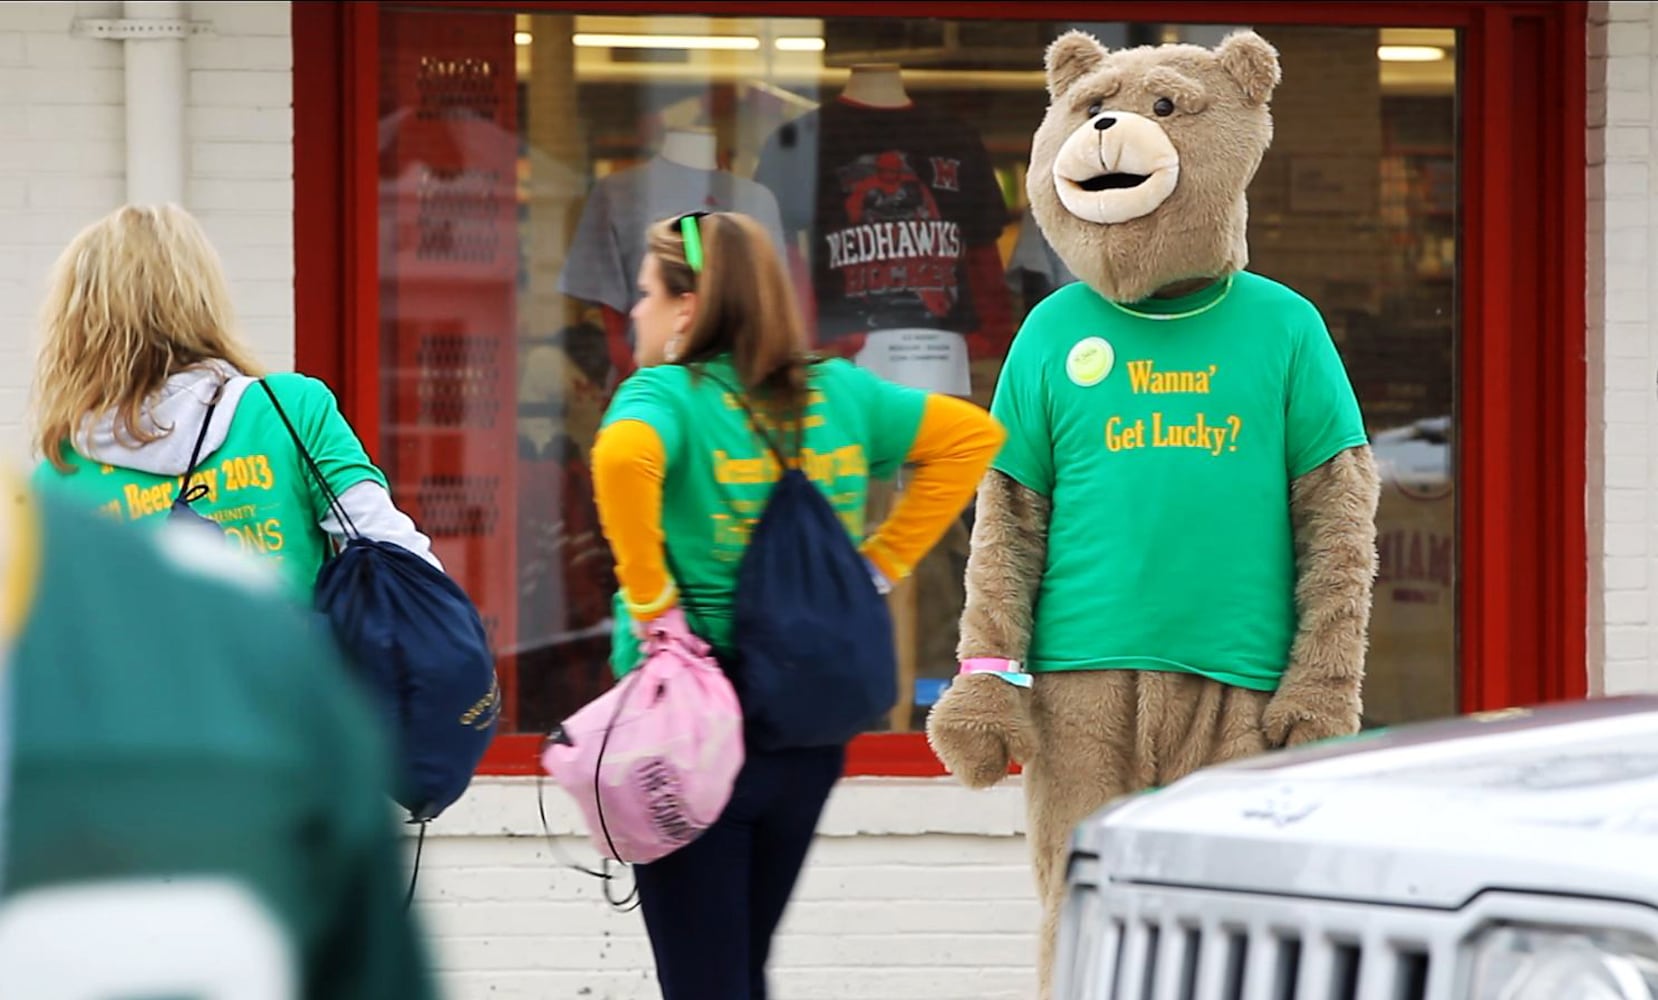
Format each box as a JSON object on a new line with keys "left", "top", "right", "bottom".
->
{"left": 33, "top": 203, "right": 264, "bottom": 470}
{"left": 645, "top": 211, "right": 810, "bottom": 416}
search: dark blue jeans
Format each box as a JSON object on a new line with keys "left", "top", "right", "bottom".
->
{"left": 634, "top": 743, "right": 845, "bottom": 1000}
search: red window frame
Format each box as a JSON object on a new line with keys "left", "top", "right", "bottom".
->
{"left": 292, "top": 0, "right": 1586, "bottom": 777}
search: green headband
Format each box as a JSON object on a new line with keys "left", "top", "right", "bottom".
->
{"left": 680, "top": 213, "right": 705, "bottom": 273}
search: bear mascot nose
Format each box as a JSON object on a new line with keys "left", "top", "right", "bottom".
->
{"left": 1094, "top": 116, "right": 1118, "bottom": 131}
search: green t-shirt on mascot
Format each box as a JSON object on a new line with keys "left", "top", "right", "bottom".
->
{"left": 991, "top": 271, "right": 1368, "bottom": 690}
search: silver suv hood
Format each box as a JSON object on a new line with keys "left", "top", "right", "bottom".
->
{"left": 1074, "top": 697, "right": 1658, "bottom": 909}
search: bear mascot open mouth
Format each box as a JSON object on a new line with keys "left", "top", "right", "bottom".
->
{"left": 1076, "top": 173, "right": 1147, "bottom": 191}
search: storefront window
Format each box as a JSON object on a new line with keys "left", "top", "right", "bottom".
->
{"left": 373, "top": 9, "right": 1459, "bottom": 744}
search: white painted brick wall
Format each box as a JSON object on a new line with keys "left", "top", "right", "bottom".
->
{"left": 409, "top": 779, "right": 1034, "bottom": 1000}
{"left": 1589, "top": 2, "right": 1658, "bottom": 695}
{"left": 186, "top": 1, "right": 292, "bottom": 370}
{"left": 0, "top": 1, "right": 123, "bottom": 465}
{"left": 0, "top": 0, "right": 293, "bottom": 467}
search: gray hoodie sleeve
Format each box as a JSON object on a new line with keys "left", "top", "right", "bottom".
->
{"left": 321, "top": 481, "right": 444, "bottom": 571}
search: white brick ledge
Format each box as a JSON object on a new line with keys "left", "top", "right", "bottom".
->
{"left": 418, "top": 776, "right": 1029, "bottom": 840}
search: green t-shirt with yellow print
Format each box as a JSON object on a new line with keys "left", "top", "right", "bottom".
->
{"left": 603, "top": 355, "right": 928, "bottom": 676}
{"left": 31, "top": 374, "right": 386, "bottom": 603}
{"left": 990, "top": 272, "right": 1369, "bottom": 691}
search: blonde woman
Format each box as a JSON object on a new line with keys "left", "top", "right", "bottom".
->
{"left": 30, "top": 203, "right": 437, "bottom": 600}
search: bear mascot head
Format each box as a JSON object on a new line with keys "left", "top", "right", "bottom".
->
{"left": 1031, "top": 30, "right": 1279, "bottom": 301}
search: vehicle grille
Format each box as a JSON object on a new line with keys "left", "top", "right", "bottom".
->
{"left": 1057, "top": 881, "right": 1451, "bottom": 1000}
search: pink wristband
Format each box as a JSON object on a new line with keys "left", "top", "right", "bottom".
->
{"left": 960, "top": 657, "right": 1021, "bottom": 675}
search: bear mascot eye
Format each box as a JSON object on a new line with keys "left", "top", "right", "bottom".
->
{"left": 1086, "top": 100, "right": 1104, "bottom": 117}
{"left": 1153, "top": 96, "right": 1176, "bottom": 117}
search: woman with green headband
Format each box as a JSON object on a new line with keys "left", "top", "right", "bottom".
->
{"left": 588, "top": 210, "right": 1004, "bottom": 999}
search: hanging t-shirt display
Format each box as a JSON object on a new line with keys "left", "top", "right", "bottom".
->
{"left": 560, "top": 156, "right": 787, "bottom": 314}
{"left": 754, "top": 100, "right": 1012, "bottom": 392}
{"left": 558, "top": 156, "right": 788, "bottom": 380}
{"left": 1006, "top": 209, "right": 1077, "bottom": 310}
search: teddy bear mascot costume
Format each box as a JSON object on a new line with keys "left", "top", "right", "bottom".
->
{"left": 925, "top": 29, "right": 1381, "bottom": 997}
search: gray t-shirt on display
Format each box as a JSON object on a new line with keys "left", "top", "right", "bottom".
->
{"left": 1007, "top": 210, "right": 1076, "bottom": 291}
{"left": 558, "top": 156, "right": 789, "bottom": 313}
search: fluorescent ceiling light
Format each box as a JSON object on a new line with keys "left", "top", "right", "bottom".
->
{"left": 775, "top": 37, "right": 826, "bottom": 52}
{"left": 573, "top": 33, "right": 760, "bottom": 51}
{"left": 514, "top": 31, "right": 532, "bottom": 46}
{"left": 1378, "top": 45, "right": 1445, "bottom": 62}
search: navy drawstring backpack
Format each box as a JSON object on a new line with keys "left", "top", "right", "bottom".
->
{"left": 258, "top": 380, "right": 500, "bottom": 824}
{"left": 696, "top": 369, "right": 897, "bottom": 751}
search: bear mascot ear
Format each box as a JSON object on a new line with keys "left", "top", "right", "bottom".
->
{"left": 1216, "top": 30, "right": 1282, "bottom": 106}
{"left": 1045, "top": 30, "right": 1108, "bottom": 100}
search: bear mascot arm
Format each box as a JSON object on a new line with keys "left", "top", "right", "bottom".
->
{"left": 1266, "top": 446, "right": 1382, "bottom": 746}
{"left": 925, "top": 469, "right": 1048, "bottom": 788}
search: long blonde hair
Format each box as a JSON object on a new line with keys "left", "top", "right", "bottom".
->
{"left": 646, "top": 211, "right": 811, "bottom": 414}
{"left": 33, "top": 204, "right": 265, "bottom": 470}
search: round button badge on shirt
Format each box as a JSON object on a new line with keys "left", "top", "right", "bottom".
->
{"left": 1066, "top": 337, "right": 1114, "bottom": 387}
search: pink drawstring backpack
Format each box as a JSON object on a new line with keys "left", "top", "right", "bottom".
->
{"left": 541, "top": 608, "right": 744, "bottom": 864}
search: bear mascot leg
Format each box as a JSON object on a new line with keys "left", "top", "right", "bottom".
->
{"left": 1024, "top": 671, "right": 1271, "bottom": 984}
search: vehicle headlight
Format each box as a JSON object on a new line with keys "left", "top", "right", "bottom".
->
{"left": 1470, "top": 926, "right": 1658, "bottom": 1000}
